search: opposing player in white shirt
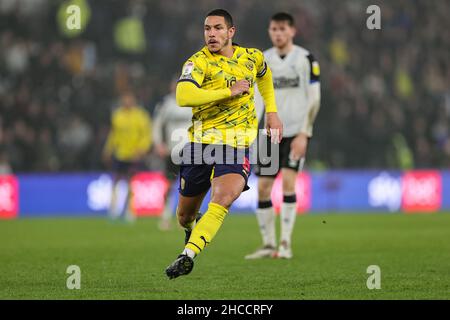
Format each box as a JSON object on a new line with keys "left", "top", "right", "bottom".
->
{"left": 247, "top": 12, "right": 321, "bottom": 259}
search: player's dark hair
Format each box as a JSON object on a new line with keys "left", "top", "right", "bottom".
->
{"left": 206, "top": 9, "right": 234, "bottom": 28}
{"left": 271, "top": 12, "right": 295, "bottom": 26}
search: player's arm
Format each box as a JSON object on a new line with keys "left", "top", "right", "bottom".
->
{"left": 102, "top": 114, "right": 116, "bottom": 163}
{"left": 176, "top": 57, "right": 229, "bottom": 107}
{"left": 290, "top": 54, "right": 321, "bottom": 161}
{"left": 136, "top": 110, "right": 152, "bottom": 159}
{"left": 300, "top": 53, "right": 321, "bottom": 138}
{"left": 152, "top": 101, "right": 169, "bottom": 157}
{"left": 254, "top": 50, "right": 283, "bottom": 143}
{"left": 152, "top": 102, "right": 165, "bottom": 146}
{"left": 176, "top": 81, "right": 231, "bottom": 107}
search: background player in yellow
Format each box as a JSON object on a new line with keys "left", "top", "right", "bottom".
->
{"left": 165, "top": 9, "right": 283, "bottom": 279}
{"left": 103, "top": 92, "right": 152, "bottom": 222}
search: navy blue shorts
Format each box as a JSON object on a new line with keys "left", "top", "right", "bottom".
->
{"left": 112, "top": 157, "right": 145, "bottom": 176}
{"left": 178, "top": 143, "right": 251, "bottom": 197}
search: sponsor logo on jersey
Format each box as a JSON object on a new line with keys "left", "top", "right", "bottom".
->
{"left": 273, "top": 76, "right": 300, "bottom": 89}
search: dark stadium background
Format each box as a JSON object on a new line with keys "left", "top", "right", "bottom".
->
{"left": 1, "top": 0, "right": 448, "bottom": 172}
{"left": 0, "top": 0, "right": 449, "bottom": 300}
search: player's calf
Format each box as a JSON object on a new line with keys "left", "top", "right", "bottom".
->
{"left": 184, "top": 212, "right": 203, "bottom": 245}
{"left": 177, "top": 209, "right": 197, "bottom": 230}
{"left": 210, "top": 178, "right": 244, "bottom": 209}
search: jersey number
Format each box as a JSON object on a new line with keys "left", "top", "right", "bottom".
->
{"left": 226, "top": 76, "right": 236, "bottom": 88}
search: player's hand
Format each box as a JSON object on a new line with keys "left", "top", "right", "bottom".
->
{"left": 265, "top": 112, "right": 283, "bottom": 144}
{"left": 155, "top": 143, "right": 169, "bottom": 158}
{"left": 230, "top": 80, "right": 250, "bottom": 97}
{"left": 289, "top": 133, "right": 308, "bottom": 161}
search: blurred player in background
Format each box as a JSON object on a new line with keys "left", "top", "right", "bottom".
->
{"left": 103, "top": 92, "right": 152, "bottom": 222}
{"left": 165, "top": 9, "right": 283, "bottom": 279}
{"left": 153, "top": 77, "right": 192, "bottom": 231}
{"left": 246, "top": 13, "right": 321, "bottom": 259}
{"left": 0, "top": 146, "right": 12, "bottom": 175}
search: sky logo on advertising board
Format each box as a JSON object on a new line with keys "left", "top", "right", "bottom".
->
{"left": 87, "top": 173, "right": 169, "bottom": 215}
{"left": 368, "top": 172, "right": 402, "bottom": 212}
{"left": 0, "top": 175, "right": 18, "bottom": 219}
{"left": 87, "top": 175, "right": 131, "bottom": 214}
{"left": 402, "top": 171, "right": 442, "bottom": 213}
{"left": 87, "top": 174, "right": 113, "bottom": 211}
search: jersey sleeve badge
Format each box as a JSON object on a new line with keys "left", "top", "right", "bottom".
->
{"left": 180, "top": 61, "right": 195, "bottom": 80}
{"left": 312, "top": 61, "right": 320, "bottom": 77}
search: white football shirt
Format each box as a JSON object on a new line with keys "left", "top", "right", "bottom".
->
{"left": 255, "top": 45, "right": 320, "bottom": 137}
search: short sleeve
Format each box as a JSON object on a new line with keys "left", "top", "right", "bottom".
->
{"left": 306, "top": 53, "right": 320, "bottom": 83}
{"left": 178, "top": 54, "right": 207, "bottom": 88}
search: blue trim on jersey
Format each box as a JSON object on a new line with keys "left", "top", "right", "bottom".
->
{"left": 309, "top": 79, "right": 320, "bottom": 84}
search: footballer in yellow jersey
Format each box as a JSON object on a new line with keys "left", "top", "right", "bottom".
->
{"left": 103, "top": 95, "right": 152, "bottom": 164}
{"left": 178, "top": 44, "right": 275, "bottom": 148}
{"left": 165, "top": 9, "right": 283, "bottom": 279}
{"left": 103, "top": 92, "right": 152, "bottom": 221}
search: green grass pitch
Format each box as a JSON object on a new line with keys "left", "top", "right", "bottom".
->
{"left": 1, "top": 213, "right": 449, "bottom": 299}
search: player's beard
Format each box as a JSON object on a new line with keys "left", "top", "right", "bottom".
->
{"left": 209, "top": 38, "right": 229, "bottom": 53}
{"left": 215, "top": 38, "right": 231, "bottom": 54}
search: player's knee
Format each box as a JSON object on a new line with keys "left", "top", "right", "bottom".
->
{"left": 282, "top": 172, "right": 296, "bottom": 194}
{"left": 176, "top": 209, "right": 196, "bottom": 228}
{"left": 211, "top": 191, "right": 239, "bottom": 209}
{"left": 283, "top": 181, "right": 295, "bottom": 194}
{"left": 258, "top": 179, "right": 273, "bottom": 201}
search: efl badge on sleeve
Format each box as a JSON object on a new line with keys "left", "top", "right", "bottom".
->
{"left": 182, "top": 62, "right": 194, "bottom": 75}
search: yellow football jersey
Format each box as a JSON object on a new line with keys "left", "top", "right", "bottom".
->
{"left": 178, "top": 45, "right": 271, "bottom": 148}
{"left": 104, "top": 105, "right": 152, "bottom": 161}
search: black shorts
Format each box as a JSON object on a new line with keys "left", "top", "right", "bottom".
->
{"left": 254, "top": 135, "right": 302, "bottom": 178}
{"left": 178, "top": 143, "right": 251, "bottom": 197}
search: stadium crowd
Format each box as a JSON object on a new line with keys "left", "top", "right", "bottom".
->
{"left": 0, "top": 0, "right": 449, "bottom": 172}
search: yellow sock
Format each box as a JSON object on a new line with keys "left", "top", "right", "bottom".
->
{"left": 185, "top": 202, "right": 228, "bottom": 255}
